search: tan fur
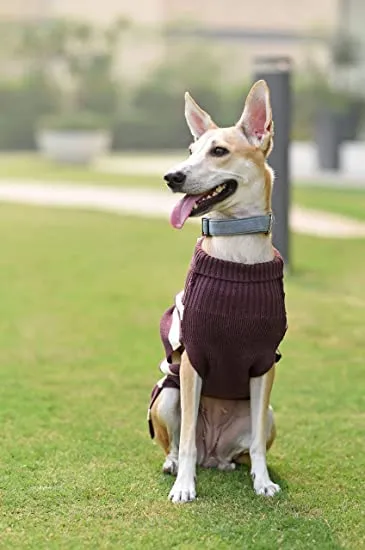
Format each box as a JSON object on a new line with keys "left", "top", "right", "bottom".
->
{"left": 179, "top": 352, "right": 202, "bottom": 457}
{"left": 234, "top": 423, "right": 276, "bottom": 467}
{"left": 251, "top": 365, "right": 276, "bottom": 448}
{"left": 264, "top": 167, "right": 273, "bottom": 213}
{"left": 150, "top": 393, "right": 170, "bottom": 455}
{"left": 195, "top": 126, "right": 268, "bottom": 172}
{"left": 152, "top": 364, "right": 277, "bottom": 467}
{"left": 153, "top": 81, "right": 283, "bottom": 502}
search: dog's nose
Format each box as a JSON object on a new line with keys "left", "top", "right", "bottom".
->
{"left": 164, "top": 171, "right": 186, "bottom": 190}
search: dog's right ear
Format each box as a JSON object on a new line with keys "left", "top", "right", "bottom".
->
{"left": 184, "top": 92, "right": 217, "bottom": 140}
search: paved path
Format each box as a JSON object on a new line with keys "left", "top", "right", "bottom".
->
{"left": 0, "top": 182, "right": 364, "bottom": 238}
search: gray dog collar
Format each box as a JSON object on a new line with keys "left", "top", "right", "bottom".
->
{"left": 201, "top": 214, "right": 273, "bottom": 237}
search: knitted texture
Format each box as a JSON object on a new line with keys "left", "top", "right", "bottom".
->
{"left": 180, "top": 240, "right": 287, "bottom": 399}
{"left": 148, "top": 239, "right": 287, "bottom": 437}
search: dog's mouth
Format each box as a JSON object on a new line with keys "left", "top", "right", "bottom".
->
{"left": 170, "top": 179, "right": 238, "bottom": 229}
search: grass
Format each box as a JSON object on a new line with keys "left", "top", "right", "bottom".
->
{"left": 0, "top": 153, "right": 163, "bottom": 189}
{"left": 293, "top": 186, "right": 365, "bottom": 222}
{"left": 0, "top": 205, "right": 364, "bottom": 549}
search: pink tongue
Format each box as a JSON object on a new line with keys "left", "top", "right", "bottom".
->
{"left": 170, "top": 194, "right": 204, "bottom": 229}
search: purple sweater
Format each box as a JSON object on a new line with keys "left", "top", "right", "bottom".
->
{"left": 159, "top": 240, "right": 287, "bottom": 400}
{"left": 148, "top": 240, "right": 287, "bottom": 437}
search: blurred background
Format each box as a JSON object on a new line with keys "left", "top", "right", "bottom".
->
{"left": 0, "top": 3, "right": 364, "bottom": 547}
{"left": 0, "top": 0, "right": 365, "bottom": 163}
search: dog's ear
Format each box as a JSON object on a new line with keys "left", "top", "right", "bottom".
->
{"left": 237, "top": 80, "right": 273, "bottom": 154}
{"left": 185, "top": 92, "right": 217, "bottom": 140}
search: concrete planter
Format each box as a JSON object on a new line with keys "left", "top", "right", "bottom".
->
{"left": 36, "top": 130, "right": 111, "bottom": 165}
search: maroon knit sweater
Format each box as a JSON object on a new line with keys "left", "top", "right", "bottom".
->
{"left": 149, "top": 239, "right": 287, "bottom": 430}
{"left": 179, "top": 240, "right": 287, "bottom": 399}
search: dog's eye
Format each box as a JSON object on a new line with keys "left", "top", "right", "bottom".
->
{"left": 210, "top": 146, "right": 229, "bottom": 157}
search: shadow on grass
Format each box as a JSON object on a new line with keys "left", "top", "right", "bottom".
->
{"left": 156, "top": 464, "right": 343, "bottom": 549}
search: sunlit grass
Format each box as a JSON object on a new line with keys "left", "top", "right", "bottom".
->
{"left": 0, "top": 205, "right": 363, "bottom": 548}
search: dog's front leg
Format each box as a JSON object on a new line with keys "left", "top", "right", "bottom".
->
{"left": 169, "top": 352, "right": 202, "bottom": 503}
{"left": 250, "top": 365, "right": 280, "bottom": 496}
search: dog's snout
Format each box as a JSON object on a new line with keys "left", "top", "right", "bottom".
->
{"left": 164, "top": 171, "right": 186, "bottom": 190}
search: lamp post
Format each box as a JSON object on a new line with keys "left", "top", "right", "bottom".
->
{"left": 253, "top": 56, "right": 292, "bottom": 267}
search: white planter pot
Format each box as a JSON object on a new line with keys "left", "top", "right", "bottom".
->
{"left": 36, "top": 130, "right": 111, "bottom": 165}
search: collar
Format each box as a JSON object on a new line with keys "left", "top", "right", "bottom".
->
{"left": 201, "top": 214, "right": 273, "bottom": 237}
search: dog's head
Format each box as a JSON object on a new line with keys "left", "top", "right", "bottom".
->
{"left": 165, "top": 80, "right": 274, "bottom": 229}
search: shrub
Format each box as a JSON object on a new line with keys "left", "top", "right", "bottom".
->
{"left": 0, "top": 19, "right": 125, "bottom": 149}
{"left": 0, "top": 73, "right": 59, "bottom": 150}
{"left": 112, "top": 44, "right": 229, "bottom": 151}
{"left": 39, "top": 112, "right": 110, "bottom": 132}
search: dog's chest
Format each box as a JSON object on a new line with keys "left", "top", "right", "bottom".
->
{"left": 180, "top": 246, "right": 287, "bottom": 400}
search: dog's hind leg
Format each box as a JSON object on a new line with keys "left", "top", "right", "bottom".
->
{"left": 249, "top": 365, "right": 280, "bottom": 496}
{"left": 233, "top": 404, "right": 277, "bottom": 466}
{"left": 150, "top": 387, "right": 180, "bottom": 475}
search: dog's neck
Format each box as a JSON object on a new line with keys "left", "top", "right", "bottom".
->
{"left": 201, "top": 175, "right": 274, "bottom": 265}
{"left": 202, "top": 232, "right": 273, "bottom": 265}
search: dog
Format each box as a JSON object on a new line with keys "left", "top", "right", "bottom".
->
{"left": 148, "top": 80, "right": 287, "bottom": 503}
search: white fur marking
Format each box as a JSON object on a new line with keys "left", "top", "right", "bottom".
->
{"left": 168, "top": 306, "right": 181, "bottom": 352}
{"left": 249, "top": 374, "right": 280, "bottom": 497}
{"left": 175, "top": 290, "right": 184, "bottom": 320}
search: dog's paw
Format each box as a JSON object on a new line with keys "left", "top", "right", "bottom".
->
{"left": 162, "top": 455, "right": 178, "bottom": 476}
{"left": 252, "top": 473, "right": 281, "bottom": 497}
{"left": 168, "top": 477, "right": 196, "bottom": 503}
{"left": 218, "top": 461, "right": 236, "bottom": 472}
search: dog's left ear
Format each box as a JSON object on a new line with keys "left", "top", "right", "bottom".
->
{"left": 237, "top": 80, "right": 273, "bottom": 154}
{"left": 185, "top": 92, "right": 217, "bottom": 140}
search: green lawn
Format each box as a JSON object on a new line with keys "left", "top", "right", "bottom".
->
{"left": 293, "top": 186, "right": 365, "bottom": 222}
{"left": 0, "top": 205, "right": 364, "bottom": 549}
{"left": 0, "top": 153, "right": 163, "bottom": 189}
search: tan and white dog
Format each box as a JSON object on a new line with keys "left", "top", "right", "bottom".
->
{"left": 150, "top": 80, "right": 286, "bottom": 503}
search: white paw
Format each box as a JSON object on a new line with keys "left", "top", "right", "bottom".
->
{"left": 218, "top": 461, "right": 236, "bottom": 472}
{"left": 163, "top": 456, "right": 178, "bottom": 476}
{"left": 253, "top": 473, "right": 281, "bottom": 497}
{"left": 168, "top": 476, "right": 196, "bottom": 503}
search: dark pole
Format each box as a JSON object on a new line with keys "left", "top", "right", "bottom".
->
{"left": 253, "top": 56, "right": 292, "bottom": 267}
